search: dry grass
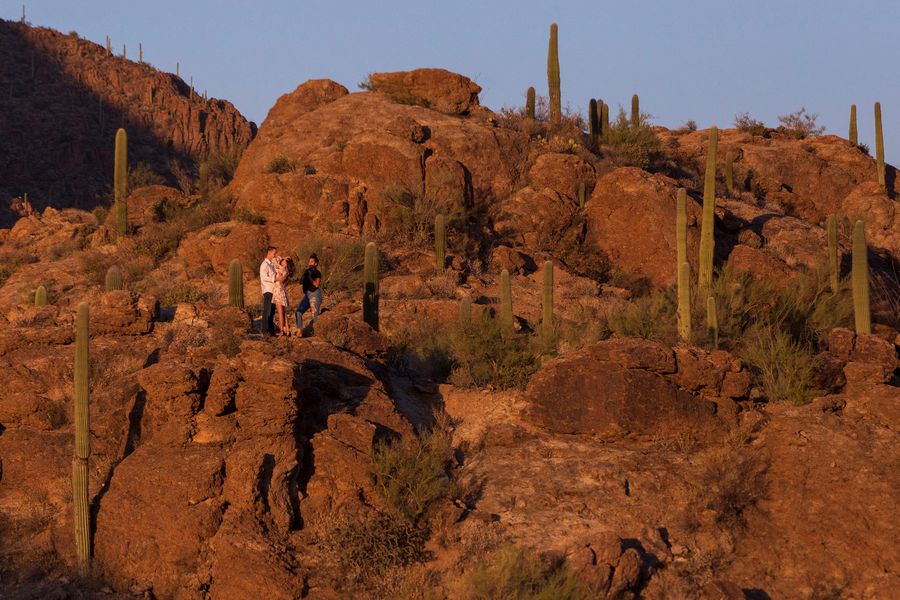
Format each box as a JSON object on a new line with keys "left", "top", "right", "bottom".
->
{"left": 458, "top": 544, "right": 590, "bottom": 600}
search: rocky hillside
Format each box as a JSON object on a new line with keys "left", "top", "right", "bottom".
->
{"left": 0, "top": 19, "right": 256, "bottom": 226}
{"left": 0, "top": 65, "right": 898, "bottom": 599}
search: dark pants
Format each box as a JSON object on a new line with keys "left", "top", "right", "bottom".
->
{"left": 261, "top": 292, "right": 275, "bottom": 335}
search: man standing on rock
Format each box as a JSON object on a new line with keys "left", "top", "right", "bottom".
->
{"left": 295, "top": 253, "right": 323, "bottom": 334}
{"left": 259, "top": 246, "right": 278, "bottom": 335}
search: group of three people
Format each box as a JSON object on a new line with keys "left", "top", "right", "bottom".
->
{"left": 259, "top": 246, "right": 323, "bottom": 336}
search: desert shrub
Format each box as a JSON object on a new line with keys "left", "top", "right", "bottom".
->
{"left": 92, "top": 206, "right": 108, "bottom": 223}
{"left": 131, "top": 222, "right": 183, "bottom": 262}
{"left": 181, "top": 190, "right": 234, "bottom": 230}
{"left": 160, "top": 284, "right": 207, "bottom": 306}
{"left": 128, "top": 162, "right": 165, "bottom": 192}
{"left": 150, "top": 196, "right": 185, "bottom": 222}
{"left": 682, "top": 446, "right": 769, "bottom": 535}
{"left": 387, "top": 321, "right": 454, "bottom": 381}
{"left": 235, "top": 207, "right": 266, "bottom": 225}
{"left": 738, "top": 325, "right": 819, "bottom": 404}
{"left": 602, "top": 108, "right": 661, "bottom": 168}
{"left": 295, "top": 235, "right": 368, "bottom": 293}
{"left": 777, "top": 107, "right": 825, "bottom": 139}
{"left": 325, "top": 511, "right": 429, "bottom": 582}
{"left": 41, "top": 399, "right": 68, "bottom": 429}
{"left": 79, "top": 250, "right": 117, "bottom": 286}
{"left": 558, "top": 304, "right": 611, "bottom": 349}
{"left": 425, "top": 271, "right": 458, "bottom": 299}
{"left": 461, "top": 544, "right": 590, "bottom": 600}
{"left": 609, "top": 288, "right": 678, "bottom": 344}
{"left": 379, "top": 185, "right": 446, "bottom": 246}
{"left": 265, "top": 154, "right": 296, "bottom": 174}
{"left": 679, "top": 120, "right": 698, "bottom": 133}
{"left": 371, "top": 424, "right": 454, "bottom": 524}
{"left": 0, "top": 265, "right": 13, "bottom": 287}
{"left": 202, "top": 148, "right": 241, "bottom": 187}
{"left": 734, "top": 112, "right": 767, "bottom": 136}
{"left": 450, "top": 314, "right": 541, "bottom": 390}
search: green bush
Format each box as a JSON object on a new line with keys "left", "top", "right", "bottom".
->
{"left": 128, "top": 161, "right": 165, "bottom": 192}
{"left": 325, "top": 511, "right": 428, "bottom": 582}
{"left": 380, "top": 185, "right": 444, "bottom": 246}
{"left": 387, "top": 322, "right": 454, "bottom": 381}
{"left": 461, "top": 544, "right": 590, "bottom": 600}
{"left": 739, "top": 324, "right": 820, "bottom": 405}
{"left": 602, "top": 107, "right": 661, "bottom": 168}
{"left": 371, "top": 425, "right": 453, "bottom": 524}
{"left": 295, "top": 235, "right": 368, "bottom": 293}
{"left": 235, "top": 207, "right": 266, "bottom": 225}
{"left": 202, "top": 148, "right": 241, "bottom": 187}
{"left": 265, "top": 154, "right": 296, "bottom": 174}
{"left": 161, "top": 284, "right": 207, "bottom": 306}
{"left": 450, "top": 314, "right": 542, "bottom": 390}
{"left": 777, "top": 107, "right": 825, "bottom": 139}
{"left": 734, "top": 112, "right": 767, "bottom": 136}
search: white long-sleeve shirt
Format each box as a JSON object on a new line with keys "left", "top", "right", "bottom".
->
{"left": 259, "top": 258, "right": 276, "bottom": 294}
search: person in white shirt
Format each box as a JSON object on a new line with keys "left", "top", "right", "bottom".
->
{"left": 259, "top": 246, "right": 278, "bottom": 335}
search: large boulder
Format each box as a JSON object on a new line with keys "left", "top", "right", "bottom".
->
{"left": 524, "top": 339, "right": 727, "bottom": 440}
{"left": 367, "top": 68, "right": 481, "bottom": 115}
{"left": 585, "top": 168, "right": 702, "bottom": 288}
{"left": 841, "top": 181, "right": 899, "bottom": 256}
{"left": 528, "top": 152, "right": 595, "bottom": 201}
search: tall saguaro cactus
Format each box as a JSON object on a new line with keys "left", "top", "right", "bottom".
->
{"left": 725, "top": 151, "right": 734, "bottom": 197}
{"left": 600, "top": 101, "right": 609, "bottom": 137}
{"left": 698, "top": 127, "right": 718, "bottom": 291}
{"left": 228, "top": 259, "right": 244, "bottom": 309}
{"left": 826, "top": 214, "right": 839, "bottom": 293}
{"left": 459, "top": 297, "right": 472, "bottom": 323}
{"left": 34, "top": 285, "right": 48, "bottom": 306}
{"left": 707, "top": 296, "right": 719, "bottom": 349}
{"left": 677, "top": 262, "right": 691, "bottom": 343}
{"left": 631, "top": 94, "right": 640, "bottom": 127}
{"left": 547, "top": 23, "right": 561, "bottom": 124}
{"left": 541, "top": 261, "right": 554, "bottom": 342}
{"left": 105, "top": 266, "right": 123, "bottom": 291}
{"left": 72, "top": 303, "right": 91, "bottom": 576}
{"left": 363, "top": 242, "right": 379, "bottom": 331}
{"left": 435, "top": 214, "right": 446, "bottom": 271}
{"left": 874, "top": 102, "right": 885, "bottom": 187}
{"left": 589, "top": 99, "right": 600, "bottom": 148}
{"left": 525, "top": 87, "right": 536, "bottom": 120}
{"left": 676, "top": 188, "right": 687, "bottom": 272}
{"left": 114, "top": 128, "right": 128, "bottom": 239}
{"left": 500, "top": 269, "right": 513, "bottom": 333}
{"left": 851, "top": 220, "right": 871, "bottom": 334}
{"left": 849, "top": 104, "right": 858, "bottom": 145}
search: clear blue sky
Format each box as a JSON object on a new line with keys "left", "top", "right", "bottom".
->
{"left": 9, "top": 1, "right": 900, "bottom": 163}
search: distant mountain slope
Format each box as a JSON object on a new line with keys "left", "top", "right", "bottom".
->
{"left": 0, "top": 19, "right": 256, "bottom": 225}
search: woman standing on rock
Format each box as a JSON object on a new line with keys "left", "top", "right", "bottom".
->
{"left": 273, "top": 256, "right": 293, "bottom": 336}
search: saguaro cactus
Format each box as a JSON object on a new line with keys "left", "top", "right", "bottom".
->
{"left": 826, "top": 214, "right": 839, "bottom": 293}
{"left": 72, "top": 303, "right": 91, "bottom": 576}
{"left": 547, "top": 23, "right": 561, "bottom": 124}
{"left": 577, "top": 181, "right": 586, "bottom": 208}
{"left": 459, "top": 297, "right": 472, "bottom": 323}
{"left": 851, "top": 220, "right": 871, "bottom": 334}
{"left": 500, "top": 269, "right": 513, "bottom": 333}
{"left": 435, "top": 214, "right": 446, "bottom": 271}
{"left": 363, "top": 242, "right": 379, "bottom": 331}
{"left": 677, "top": 262, "right": 691, "bottom": 342}
{"left": 525, "top": 87, "right": 536, "bottom": 120}
{"left": 105, "top": 266, "right": 123, "bottom": 291}
{"left": 114, "top": 128, "right": 128, "bottom": 238}
{"left": 725, "top": 151, "right": 734, "bottom": 197}
{"left": 34, "top": 285, "right": 48, "bottom": 306}
{"left": 698, "top": 126, "right": 718, "bottom": 291}
{"left": 849, "top": 104, "right": 858, "bottom": 145}
{"left": 707, "top": 296, "right": 718, "bottom": 349}
{"left": 541, "top": 261, "right": 554, "bottom": 342}
{"left": 589, "top": 99, "right": 600, "bottom": 148}
{"left": 601, "top": 101, "right": 609, "bottom": 137}
{"left": 631, "top": 94, "right": 640, "bottom": 127}
{"left": 874, "top": 102, "right": 885, "bottom": 187}
{"left": 228, "top": 259, "right": 244, "bottom": 309}
{"left": 676, "top": 188, "right": 687, "bottom": 270}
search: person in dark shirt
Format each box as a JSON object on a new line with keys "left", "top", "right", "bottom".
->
{"left": 295, "top": 253, "right": 323, "bottom": 333}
